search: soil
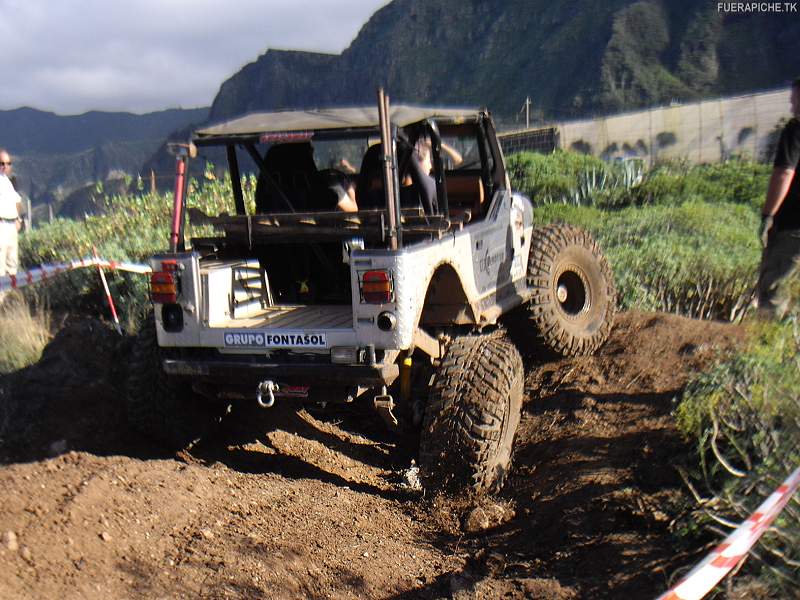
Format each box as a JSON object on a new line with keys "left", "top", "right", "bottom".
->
{"left": 0, "top": 311, "right": 745, "bottom": 599}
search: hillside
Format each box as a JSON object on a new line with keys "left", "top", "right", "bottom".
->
{"left": 208, "top": 0, "right": 800, "bottom": 123}
{"left": 9, "top": 0, "right": 800, "bottom": 215}
{"left": 0, "top": 107, "right": 208, "bottom": 156}
{"left": 2, "top": 107, "right": 208, "bottom": 216}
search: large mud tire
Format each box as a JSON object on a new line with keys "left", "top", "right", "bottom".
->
{"left": 125, "top": 312, "right": 225, "bottom": 450}
{"left": 419, "top": 334, "right": 523, "bottom": 494}
{"left": 526, "top": 224, "right": 616, "bottom": 357}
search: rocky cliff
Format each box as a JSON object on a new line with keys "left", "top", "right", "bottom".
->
{"left": 208, "top": 0, "right": 800, "bottom": 124}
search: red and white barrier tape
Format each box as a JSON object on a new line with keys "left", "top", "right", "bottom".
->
{"left": 93, "top": 247, "right": 123, "bottom": 335}
{"left": 657, "top": 466, "right": 800, "bottom": 600}
{"left": 0, "top": 256, "right": 151, "bottom": 292}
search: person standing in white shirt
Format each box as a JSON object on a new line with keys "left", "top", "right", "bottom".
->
{"left": 0, "top": 149, "right": 23, "bottom": 277}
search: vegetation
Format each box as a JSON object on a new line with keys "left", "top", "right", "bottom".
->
{"left": 507, "top": 150, "right": 770, "bottom": 210}
{"left": 533, "top": 200, "right": 760, "bottom": 321}
{"left": 675, "top": 291, "right": 799, "bottom": 595}
{"left": 506, "top": 151, "right": 644, "bottom": 207}
{"left": 0, "top": 291, "right": 51, "bottom": 375}
{"left": 12, "top": 150, "right": 771, "bottom": 326}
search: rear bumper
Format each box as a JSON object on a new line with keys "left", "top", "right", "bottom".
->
{"left": 162, "top": 358, "right": 399, "bottom": 387}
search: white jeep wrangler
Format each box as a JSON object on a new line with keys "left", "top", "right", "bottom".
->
{"left": 126, "top": 93, "right": 616, "bottom": 493}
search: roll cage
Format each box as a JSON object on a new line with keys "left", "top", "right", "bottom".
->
{"left": 184, "top": 104, "right": 507, "bottom": 252}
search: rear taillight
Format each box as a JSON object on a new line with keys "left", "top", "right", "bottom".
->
{"left": 360, "top": 270, "right": 393, "bottom": 304}
{"left": 150, "top": 271, "right": 177, "bottom": 304}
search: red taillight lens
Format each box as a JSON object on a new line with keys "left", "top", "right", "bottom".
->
{"left": 360, "top": 270, "right": 393, "bottom": 303}
{"left": 150, "top": 271, "right": 177, "bottom": 304}
{"left": 160, "top": 260, "right": 179, "bottom": 272}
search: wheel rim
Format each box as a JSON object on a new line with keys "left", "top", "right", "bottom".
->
{"left": 555, "top": 266, "right": 590, "bottom": 317}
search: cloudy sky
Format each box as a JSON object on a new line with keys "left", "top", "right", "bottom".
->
{"left": 0, "top": 0, "right": 388, "bottom": 115}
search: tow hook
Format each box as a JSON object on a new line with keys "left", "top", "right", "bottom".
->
{"left": 256, "top": 380, "right": 278, "bottom": 408}
{"left": 373, "top": 387, "right": 398, "bottom": 428}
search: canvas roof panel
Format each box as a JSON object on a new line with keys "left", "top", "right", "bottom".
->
{"left": 194, "top": 105, "right": 478, "bottom": 139}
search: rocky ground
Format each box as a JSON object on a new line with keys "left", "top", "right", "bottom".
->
{"left": 0, "top": 311, "right": 744, "bottom": 599}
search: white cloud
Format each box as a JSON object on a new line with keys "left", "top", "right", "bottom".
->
{"left": 0, "top": 0, "right": 389, "bottom": 114}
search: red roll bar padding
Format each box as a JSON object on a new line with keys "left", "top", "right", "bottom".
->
{"left": 170, "top": 156, "right": 187, "bottom": 252}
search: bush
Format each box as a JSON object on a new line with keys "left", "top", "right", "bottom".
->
{"left": 507, "top": 151, "right": 643, "bottom": 207}
{"left": 0, "top": 291, "right": 52, "bottom": 375}
{"left": 507, "top": 151, "right": 770, "bottom": 211}
{"left": 630, "top": 159, "right": 770, "bottom": 210}
{"left": 675, "top": 305, "right": 800, "bottom": 594}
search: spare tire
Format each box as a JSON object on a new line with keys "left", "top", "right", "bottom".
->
{"left": 526, "top": 224, "right": 616, "bottom": 357}
{"left": 419, "top": 333, "right": 523, "bottom": 494}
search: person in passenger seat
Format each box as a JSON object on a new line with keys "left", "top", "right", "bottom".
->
{"left": 400, "top": 136, "right": 462, "bottom": 213}
{"left": 403, "top": 137, "right": 437, "bottom": 213}
{"left": 314, "top": 169, "right": 358, "bottom": 212}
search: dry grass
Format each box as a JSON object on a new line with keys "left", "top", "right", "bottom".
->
{"left": 0, "top": 291, "right": 53, "bottom": 375}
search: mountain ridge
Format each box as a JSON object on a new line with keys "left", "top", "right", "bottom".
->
{"left": 8, "top": 0, "right": 800, "bottom": 216}
{"left": 1, "top": 106, "right": 208, "bottom": 156}
{"left": 208, "top": 0, "right": 800, "bottom": 124}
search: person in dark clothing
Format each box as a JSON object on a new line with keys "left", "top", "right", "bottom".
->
{"left": 403, "top": 136, "right": 438, "bottom": 213}
{"left": 255, "top": 142, "right": 357, "bottom": 213}
{"left": 757, "top": 78, "right": 800, "bottom": 318}
{"left": 255, "top": 142, "right": 318, "bottom": 213}
{"left": 356, "top": 136, "right": 456, "bottom": 214}
{"left": 314, "top": 169, "right": 358, "bottom": 212}
{"left": 403, "top": 135, "right": 463, "bottom": 212}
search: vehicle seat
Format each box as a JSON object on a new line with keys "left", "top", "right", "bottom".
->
{"left": 445, "top": 172, "right": 484, "bottom": 221}
{"left": 255, "top": 142, "right": 317, "bottom": 213}
{"left": 356, "top": 142, "right": 423, "bottom": 211}
{"left": 355, "top": 144, "right": 384, "bottom": 210}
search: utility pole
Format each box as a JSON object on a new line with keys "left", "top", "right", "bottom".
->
{"left": 525, "top": 96, "right": 531, "bottom": 129}
{"left": 518, "top": 96, "right": 532, "bottom": 129}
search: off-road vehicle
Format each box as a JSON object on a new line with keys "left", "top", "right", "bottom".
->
{"left": 126, "top": 92, "right": 616, "bottom": 493}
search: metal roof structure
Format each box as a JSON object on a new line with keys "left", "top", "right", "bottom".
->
{"left": 194, "top": 105, "right": 479, "bottom": 140}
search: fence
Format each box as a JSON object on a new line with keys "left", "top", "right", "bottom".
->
{"left": 499, "top": 88, "right": 793, "bottom": 164}
{"left": 498, "top": 127, "right": 559, "bottom": 156}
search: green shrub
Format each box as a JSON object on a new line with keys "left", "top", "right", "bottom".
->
{"left": 0, "top": 291, "right": 52, "bottom": 375}
{"left": 507, "top": 151, "right": 642, "bottom": 207}
{"left": 507, "top": 151, "right": 770, "bottom": 211}
{"left": 631, "top": 159, "right": 771, "bottom": 210}
{"left": 675, "top": 308, "right": 800, "bottom": 594}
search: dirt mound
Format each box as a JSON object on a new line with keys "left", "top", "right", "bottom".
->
{"left": 0, "top": 311, "right": 744, "bottom": 599}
